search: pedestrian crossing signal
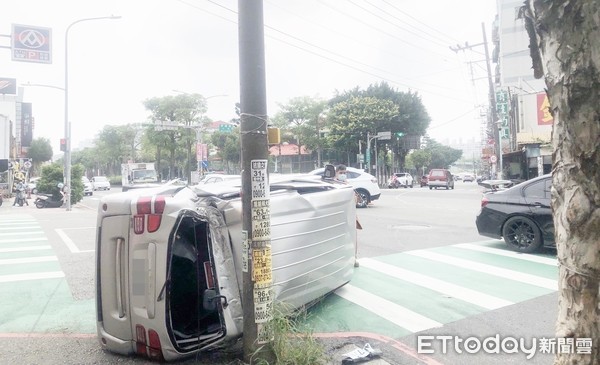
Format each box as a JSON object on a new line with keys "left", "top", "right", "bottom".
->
{"left": 60, "top": 138, "right": 67, "bottom": 152}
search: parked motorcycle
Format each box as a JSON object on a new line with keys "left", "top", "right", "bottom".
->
{"left": 35, "top": 193, "right": 64, "bottom": 209}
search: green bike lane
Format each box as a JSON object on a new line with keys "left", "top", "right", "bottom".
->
{"left": 306, "top": 241, "right": 557, "bottom": 338}
{"left": 0, "top": 213, "right": 95, "bottom": 334}
{"left": 1, "top": 213, "right": 558, "bottom": 341}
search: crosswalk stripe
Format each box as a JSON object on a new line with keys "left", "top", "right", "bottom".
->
{"left": 359, "top": 258, "right": 513, "bottom": 310}
{"left": 0, "top": 231, "right": 44, "bottom": 237}
{"left": 406, "top": 250, "right": 557, "bottom": 290}
{"left": 0, "top": 237, "right": 48, "bottom": 244}
{"left": 0, "top": 245, "right": 52, "bottom": 253}
{"left": 0, "top": 226, "right": 40, "bottom": 231}
{"left": 335, "top": 284, "right": 443, "bottom": 332}
{"left": 455, "top": 243, "right": 558, "bottom": 266}
{"left": 0, "top": 271, "right": 64, "bottom": 283}
{"left": 0, "top": 256, "right": 58, "bottom": 265}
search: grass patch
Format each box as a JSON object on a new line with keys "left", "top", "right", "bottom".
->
{"left": 257, "top": 304, "right": 328, "bottom": 365}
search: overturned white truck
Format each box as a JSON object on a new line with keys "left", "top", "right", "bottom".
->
{"left": 95, "top": 173, "right": 357, "bottom": 361}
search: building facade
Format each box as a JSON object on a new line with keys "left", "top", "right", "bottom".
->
{"left": 490, "top": 0, "right": 552, "bottom": 180}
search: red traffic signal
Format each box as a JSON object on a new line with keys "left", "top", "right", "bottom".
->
{"left": 60, "top": 138, "right": 67, "bottom": 152}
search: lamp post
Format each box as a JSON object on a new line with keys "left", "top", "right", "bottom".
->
{"left": 64, "top": 15, "right": 121, "bottom": 211}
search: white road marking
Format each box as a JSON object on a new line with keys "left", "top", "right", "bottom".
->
{"left": 0, "top": 226, "right": 41, "bottom": 231}
{"left": 0, "top": 237, "right": 48, "bottom": 244}
{"left": 0, "top": 271, "right": 64, "bottom": 283}
{"left": 406, "top": 251, "right": 557, "bottom": 290}
{"left": 55, "top": 228, "right": 94, "bottom": 253}
{"left": 0, "top": 245, "right": 52, "bottom": 253}
{"left": 0, "top": 256, "right": 58, "bottom": 265}
{"left": 335, "top": 284, "right": 443, "bottom": 333}
{"left": 360, "top": 258, "right": 513, "bottom": 310}
{"left": 455, "top": 243, "right": 558, "bottom": 266}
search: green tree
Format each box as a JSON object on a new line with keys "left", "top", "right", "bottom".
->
{"left": 69, "top": 164, "right": 84, "bottom": 204}
{"left": 143, "top": 94, "right": 209, "bottom": 182}
{"left": 425, "top": 139, "right": 462, "bottom": 169}
{"left": 327, "top": 82, "right": 431, "bottom": 170}
{"left": 94, "top": 125, "right": 138, "bottom": 176}
{"left": 326, "top": 95, "right": 397, "bottom": 171}
{"left": 37, "top": 163, "right": 84, "bottom": 204}
{"left": 26, "top": 138, "right": 53, "bottom": 176}
{"left": 407, "top": 149, "right": 432, "bottom": 172}
{"left": 37, "top": 163, "right": 63, "bottom": 197}
{"left": 210, "top": 129, "right": 241, "bottom": 173}
{"left": 272, "top": 96, "right": 328, "bottom": 166}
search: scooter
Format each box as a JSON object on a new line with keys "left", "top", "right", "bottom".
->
{"left": 35, "top": 193, "right": 64, "bottom": 209}
{"left": 14, "top": 187, "right": 27, "bottom": 207}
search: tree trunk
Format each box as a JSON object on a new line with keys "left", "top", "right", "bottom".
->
{"left": 525, "top": 1, "right": 600, "bottom": 364}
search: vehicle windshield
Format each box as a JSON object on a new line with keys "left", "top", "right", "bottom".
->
{"left": 132, "top": 170, "right": 158, "bottom": 182}
{"left": 95, "top": 176, "right": 108, "bottom": 182}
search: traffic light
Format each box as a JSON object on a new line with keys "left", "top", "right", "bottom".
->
{"left": 60, "top": 138, "right": 67, "bottom": 152}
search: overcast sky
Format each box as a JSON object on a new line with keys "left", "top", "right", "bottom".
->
{"left": 2, "top": 0, "right": 498, "bottom": 153}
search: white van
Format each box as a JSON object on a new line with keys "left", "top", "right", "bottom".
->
{"left": 95, "top": 173, "right": 357, "bottom": 361}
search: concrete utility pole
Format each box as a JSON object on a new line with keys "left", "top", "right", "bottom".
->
{"left": 481, "top": 22, "right": 503, "bottom": 178}
{"left": 450, "top": 24, "right": 502, "bottom": 178}
{"left": 238, "top": 1, "right": 275, "bottom": 363}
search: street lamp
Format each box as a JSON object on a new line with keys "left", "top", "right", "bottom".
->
{"left": 64, "top": 15, "right": 121, "bottom": 211}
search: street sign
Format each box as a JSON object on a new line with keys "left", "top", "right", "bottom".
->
{"left": 490, "top": 155, "right": 497, "bottom": 163}
{"left": 12, "top": 24, "right": 52, "bottom": 64}
{"left": 377, "top": 131, "right": 391, "bottom": 140}
{"left": 219, "top": 124, "right": 235, "bottom": 133}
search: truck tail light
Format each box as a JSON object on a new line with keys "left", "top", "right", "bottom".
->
{"left": 135, "top": 196, "right": 166, "bottom": 234}
{"left": 135, "top": 324, "right": 147, "bottom": 357}
{"left": 147, "top": 329, "right": 163, "bottom": 361}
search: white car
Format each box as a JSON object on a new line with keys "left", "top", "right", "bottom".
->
{"left": 308, "top": 166, "right": 381, "bottom": 207}
{"left": 388, "top": 172, "right": 414, "bottom": 188}
{"left": 91, "top": 176, "right": 111, "bottom": 191}
{"left": 196, "top": 174, "right": 241, "bottom": 185}
{"left": 82, "top": 176, "right": 93, "bottom": 196}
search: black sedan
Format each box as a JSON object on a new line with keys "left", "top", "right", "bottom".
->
{"left": 476, "top": 174, "right": 555, "bottom": 253}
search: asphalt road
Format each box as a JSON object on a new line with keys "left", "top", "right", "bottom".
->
{"left": 0, "top": 183, "right": 559, "bottom": 364}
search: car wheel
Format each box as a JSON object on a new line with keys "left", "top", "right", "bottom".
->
{"left": 429, "top": 186, "right": 432, "bottom": 190}
{"left": 502, "top": 216, "right": 543, "bottom": 253}
{"left": 355, "top": 189, "right": 370, "bottom": 208}
{"left": 410, "top": 182, "right": 413, "bottom": 188}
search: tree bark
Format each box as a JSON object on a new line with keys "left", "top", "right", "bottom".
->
{"left": 525, "top": 1, "right": 600, "bottom": 364}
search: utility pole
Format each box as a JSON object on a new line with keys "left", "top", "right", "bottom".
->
{"left": 450, "top": 24, "right": 501, "bottom": 178}
{"left": 481, "top": 22, "right": 502, "bottom": 179}
{"left": 238, "top": 1, "right": 275, "bottom": 363}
